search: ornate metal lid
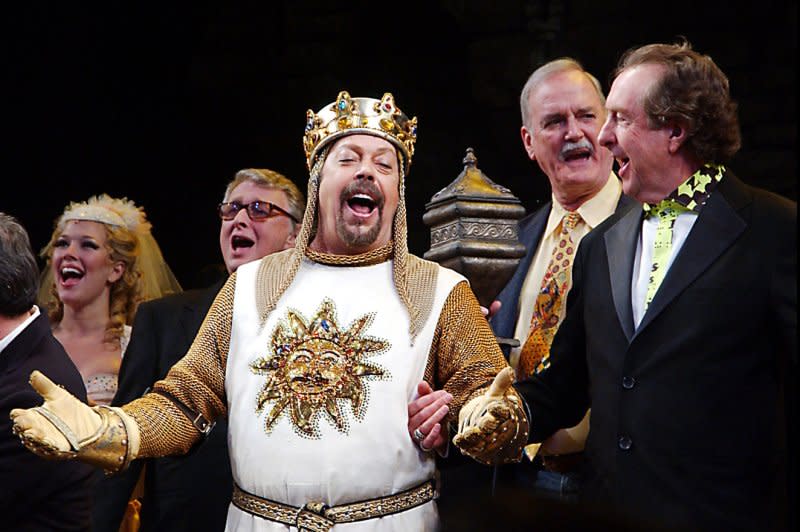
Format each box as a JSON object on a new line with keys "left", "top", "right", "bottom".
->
{"left": 423, "top": 148, "right": 526, "bottom": 307}
{"left": 426, "top": 148, "right": 522, "bottom": 208}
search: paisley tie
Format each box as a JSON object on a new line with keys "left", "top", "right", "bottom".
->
{"left": 517, "top": 211, "right": 582, "bottom": 380}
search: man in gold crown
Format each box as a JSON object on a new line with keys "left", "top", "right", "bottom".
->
{"left": 11, "top": 90, "right": 528, "bottom": 531}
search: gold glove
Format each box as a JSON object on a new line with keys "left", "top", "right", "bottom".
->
{"left": 452, "top": 367, "right": 528, "bottom": 465}
{"left": 9, "top": 370, "right": 140, "bottom": 474}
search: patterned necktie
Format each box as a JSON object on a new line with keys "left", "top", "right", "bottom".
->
{"left": 643, "top": 200, "right": 690, "bottom": 310}
{"left": 517, "top": 211, "right": 582, "bottom": 381}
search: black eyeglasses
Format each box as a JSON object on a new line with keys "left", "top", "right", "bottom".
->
{"left": 217, "top": 201, "right": 299, "bottom": 223}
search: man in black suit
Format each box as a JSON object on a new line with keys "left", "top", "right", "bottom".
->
{"left": 493, "top": 58, "right": 634, "bottom": 497}
{"left": 511, "top": 41, "right": 796, "bottom": 530}
{"left": 0, "top": 212, "right": 94, "bottom": 531}
{"left": 432, "top": 59, "right": 634, "bottom": 513}
{"left": 93, "top": 169, "right": 305, "bottom": 532}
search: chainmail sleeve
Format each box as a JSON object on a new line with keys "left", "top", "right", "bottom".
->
{"left": 424, "top": 281, "right": 507, "bottom": 417}
{"left": 121, "top": 274, "right": 235, "bottom": 458}
{"left": 424, "top": 280, "right": 528, "bottom": 462}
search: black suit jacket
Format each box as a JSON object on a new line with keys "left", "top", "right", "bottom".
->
{"left": 438, "top": 190, "right": 634, "bottom": 510}
{"left": 92, "top": 280, "right": 230, "bottom": 532}
{"left": 0, "top": 312, "right": 94, "bottom": 531}
{"left": 516, "top": 172, "right": 797, "bottom": 531}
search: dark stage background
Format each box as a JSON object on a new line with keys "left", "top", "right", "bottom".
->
{"left": 6, "top": 1, "right": 796, "bottom": 289}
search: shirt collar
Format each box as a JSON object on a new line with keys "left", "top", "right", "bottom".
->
{"left": 0, "top": 305, "right": 40, "bottom": 355}
{"left": 546, "top": 172, "right": 623, "bottom": 236}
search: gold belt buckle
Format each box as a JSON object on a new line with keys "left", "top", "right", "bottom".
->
{"left": 295, "top": 501, "right": 334, "bottom": 532}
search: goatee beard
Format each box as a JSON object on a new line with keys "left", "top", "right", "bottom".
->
{"left": 335, "top": 180, "right": 385, "bottom": 248}
{"left": 336, "top": 216, "right": 382, "bottom": 248}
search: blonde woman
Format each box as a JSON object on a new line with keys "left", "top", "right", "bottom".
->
{"left": 39, "top": 194, "right": 181, "bottom": 405}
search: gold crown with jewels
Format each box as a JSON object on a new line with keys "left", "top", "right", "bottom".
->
{"left": 303, "top": 90, "right": 418, "bottom": 171}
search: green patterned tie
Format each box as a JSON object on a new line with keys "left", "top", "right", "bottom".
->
{"left": 642, "top": 163, "right": 724, "bottom": 312}
{"left": 643, "top": 200, "right": 690, "bottom": 310}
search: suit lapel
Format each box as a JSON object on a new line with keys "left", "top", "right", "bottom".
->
{"left": 635, "top": 174, "right": 749, "bottom": 335}
{"left": 604, "top": 206, "right": 641, "bottom": 341}
{"left": 492, "top": 203, "right": 550, "bottom": 340}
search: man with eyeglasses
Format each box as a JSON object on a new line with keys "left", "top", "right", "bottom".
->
{"left": 218, "top": 169, "right": 305, "bottom": 275}
{"left": 12, "top": 92, "right": 527, "bottom": 531}
{"left": 93, "top": 168, "right": 305, "bottom": 532}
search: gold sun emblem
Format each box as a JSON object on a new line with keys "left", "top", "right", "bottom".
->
{"left": 250, "top": 298, "right": 390, "bottom": 438}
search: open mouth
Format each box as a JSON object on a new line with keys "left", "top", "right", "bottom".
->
{"left": 562, "top": 146, "right": 592, "bottom": 162}
{"left": 231, "top": 235, "right": 255, "bottom": 250}
{"left": 346, "top": 193, "right": 378, "bottom": 216}
{"left": 59, "top": 266, "right": 84, "bottom": 285}
{"left": 616, "top": 156, "right": 631, "bottom": 175}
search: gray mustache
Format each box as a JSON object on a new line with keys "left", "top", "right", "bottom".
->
{"left": 560, "top": 139, "right": 594, "bottom": 159}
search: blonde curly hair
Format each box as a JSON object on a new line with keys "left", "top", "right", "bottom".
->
{"left": 40, "top": 194, "right": 181, "bottom": 345}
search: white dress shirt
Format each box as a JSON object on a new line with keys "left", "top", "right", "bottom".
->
{"left": 631, "top": 210, "right": 699, "bottom": 328}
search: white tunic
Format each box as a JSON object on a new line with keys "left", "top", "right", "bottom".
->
{"left": 225, "top": 257, "right": 463, "bottom": 531}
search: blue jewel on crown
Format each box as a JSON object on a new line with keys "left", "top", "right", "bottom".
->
{"left": 334, "top": 91, "right": 355, "bottom": 121}
{"left": 305, "top": 110, "right": 317, "bottom": 133}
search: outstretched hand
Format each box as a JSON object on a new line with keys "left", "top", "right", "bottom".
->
{"left": 456, "top": 366, "right": 513, "bottom": 434}
{"left": 453, "top": 367, "right": 521, "bottom": 463}
{"left": 407, "top": 381, "right": 452, "bottom": 453}
{"left": 10, "top": 370, "right": 100, "bottom": 457}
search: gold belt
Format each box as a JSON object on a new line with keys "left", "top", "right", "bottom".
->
{"left": 232, "top": 480, "right": 435, "bottom": 532}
